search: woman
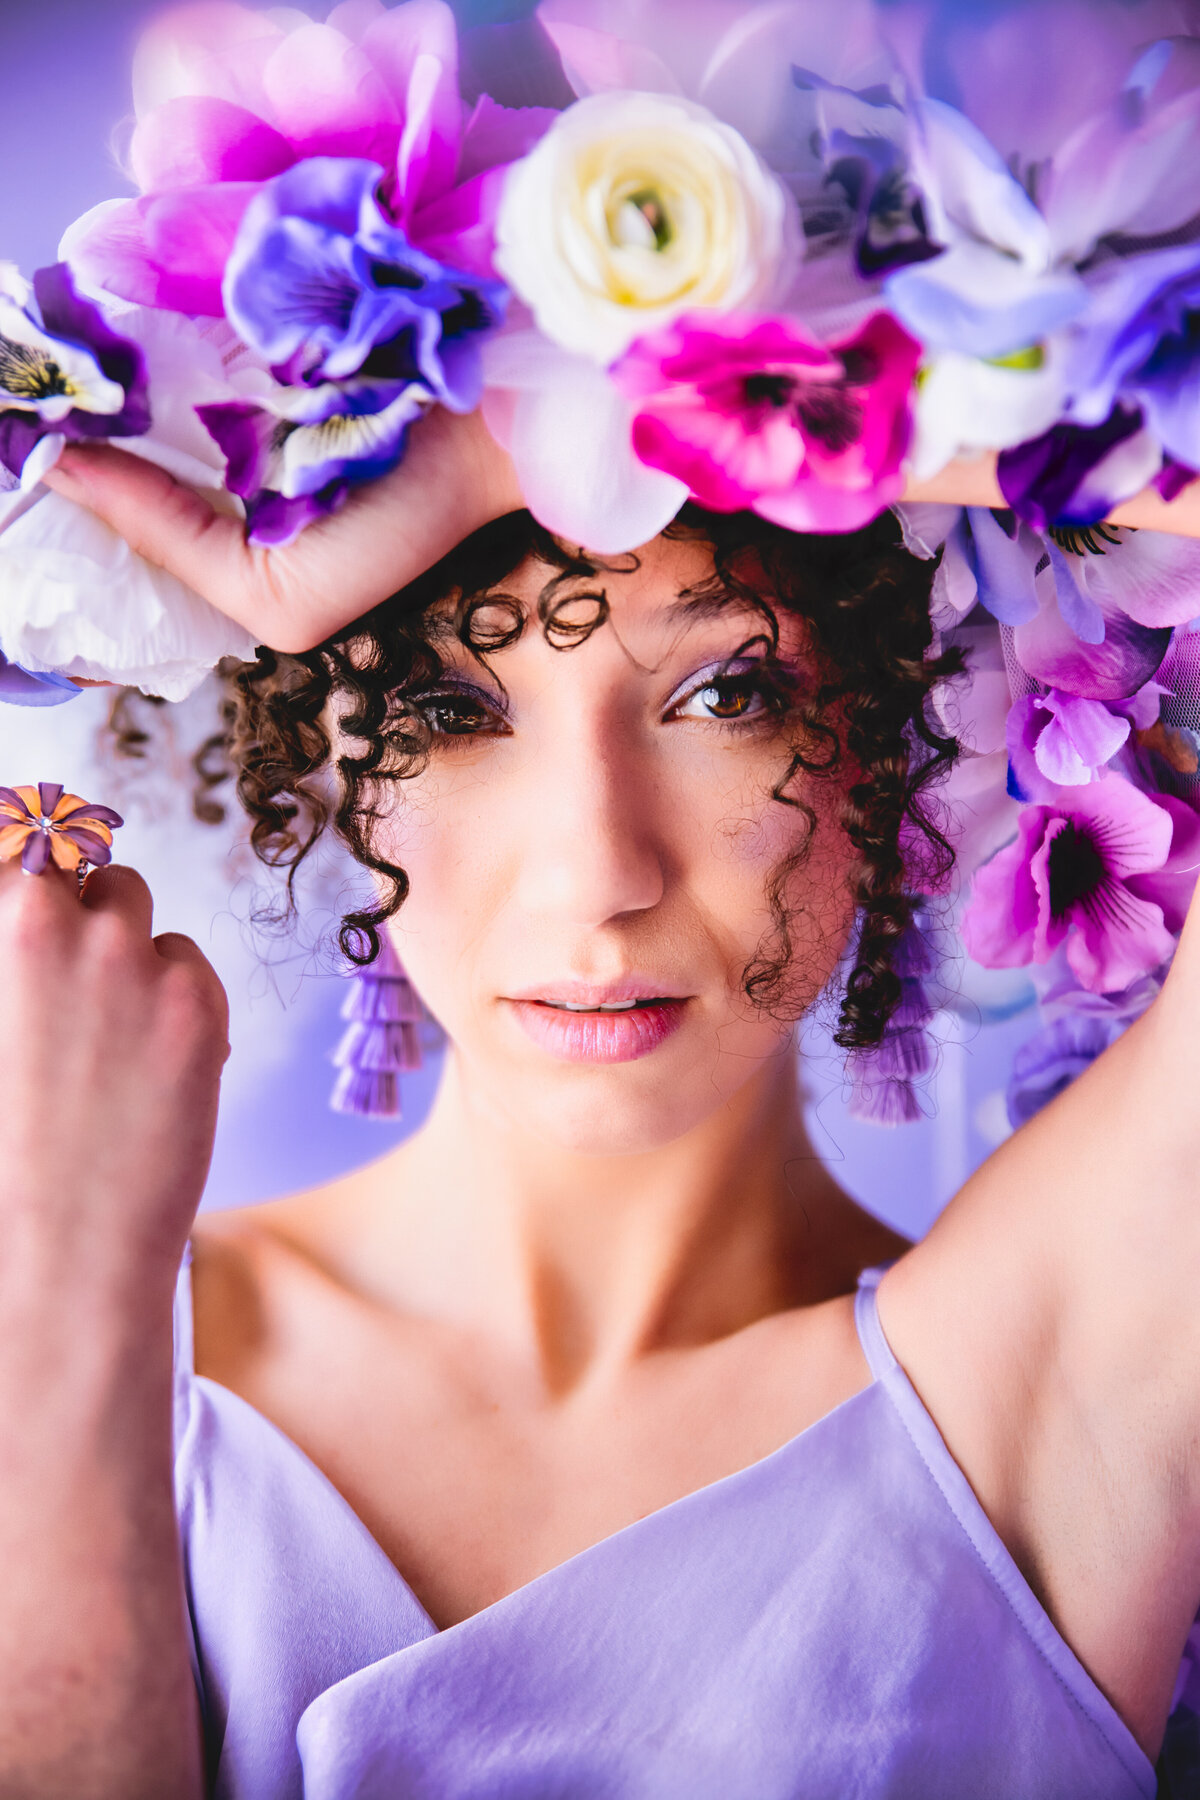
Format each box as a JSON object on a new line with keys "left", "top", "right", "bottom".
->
{"left": 1, "top": 408, "right": 1199, "bottom": 1800}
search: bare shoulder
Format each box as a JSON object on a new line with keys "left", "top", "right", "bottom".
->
{"left": 189, "top": 1178, "right": 363, "bottom": 1386}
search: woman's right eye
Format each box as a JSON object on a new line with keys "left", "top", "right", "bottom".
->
{"left": 416, "top": 691, "right": 507, "bottom": 739}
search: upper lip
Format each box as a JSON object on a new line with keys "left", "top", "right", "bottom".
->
{"left": 505, "top": 978, "right": 690, "bottom": 1006}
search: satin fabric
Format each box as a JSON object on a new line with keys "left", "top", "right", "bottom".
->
{"left": 173, "top": 1255, "right": 1158, "bottom": 1799}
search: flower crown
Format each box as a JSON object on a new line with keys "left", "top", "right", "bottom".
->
{"left": 4, "top": 0, "right": 1200, "bottom": 1128}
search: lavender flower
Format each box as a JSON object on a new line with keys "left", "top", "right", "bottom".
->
{"left": 0, "top": 263, "right": 150, "bottom": 481}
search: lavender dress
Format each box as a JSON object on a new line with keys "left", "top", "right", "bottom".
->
{"left": 174, "top": 1254, "right": 1174, "bottom": 1800}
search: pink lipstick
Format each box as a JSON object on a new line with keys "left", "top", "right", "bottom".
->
{"left": 504, "top": 982, "right": 689, "bottom": 1064}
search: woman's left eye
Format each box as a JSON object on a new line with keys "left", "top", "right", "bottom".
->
{"left": 669, "top": 672, "right": 771, "bottom": 723}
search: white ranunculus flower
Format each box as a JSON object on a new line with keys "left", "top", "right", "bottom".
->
{"left": 494, "top": 90, "right": 796, "bottom": 365}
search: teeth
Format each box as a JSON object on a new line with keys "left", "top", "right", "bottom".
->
{"left": 554, "top": 1000, "right": 640, "bottom": 1012}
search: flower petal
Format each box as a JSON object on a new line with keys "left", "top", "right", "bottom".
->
{"left": 131, "top": 2, "right": 285, "bottom": 116}
{"left": 0, "top": 822, "right": 33, "bottom": 858}
{"left": 1013, "top": 557, "right": 1172, "bottom": 699}
{"left": 482, "top": 337, "right": 687, "bottom": 552}
{"left": 260, "top": 23, "right": 402, "bottom": 166}
{"left": 61, "top": 187, "right": 258, "bottom": 317}
{"left": 130, "top": 96, "right": 295, "bottom": 191}
{"left": 47, "top": 831, "right": 82, "bottom": 872}
{"left": 0, "top": 786, "right": 35, "bottom": 820}
{"left": 21, "top": 830, "right": 51, "bottom": 874}
{"left": 360, "top": 0, "right": 461, "bottom": 216}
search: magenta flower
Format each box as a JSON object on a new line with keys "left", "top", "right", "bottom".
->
{"left": 62, "top": 1, "right": 553, "bottom": 317}
{"left": 612, "top": 311, "right": 920, "bottom": 533}
{"left": 962, "top": 774, "right": 1200, "bottom": 993}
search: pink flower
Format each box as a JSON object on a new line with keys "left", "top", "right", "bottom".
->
{"left": 62, "top": 0, "right": 553, "bottom": 315}
{"left": 961, "top": 773, "right": 1200, "bottom": 993}
{"left": 611, "top": 310, "right": 921, "bottom": 533}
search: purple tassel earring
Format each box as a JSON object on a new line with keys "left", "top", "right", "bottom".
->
{"left": 330, "top": 936, "right": 426, "bottom": 1119}
{"left": 846, "top": 908, "right": 936, "bottom": 1126}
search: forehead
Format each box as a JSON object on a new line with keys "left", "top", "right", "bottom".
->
{"left": 431, "top": 528, "right": 804, "bottom": 657}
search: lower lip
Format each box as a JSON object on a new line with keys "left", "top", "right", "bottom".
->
{"left": 506, "top": 999, "right": 688, "bottom": 1064}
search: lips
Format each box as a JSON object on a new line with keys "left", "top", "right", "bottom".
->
{"left": 503, "top": 981, "right": 690, "bottom": 1064}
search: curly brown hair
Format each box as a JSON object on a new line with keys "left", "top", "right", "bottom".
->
{"left": 220, "top": 503, "right": 961, "bottom": 1050}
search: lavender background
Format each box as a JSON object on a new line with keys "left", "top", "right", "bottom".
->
{"left": 0, "top": 0, "right": 1031, "bottom": 1233}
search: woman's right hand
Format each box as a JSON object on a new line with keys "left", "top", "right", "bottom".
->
{"left": 41, "top": 404, "right": 521, "bottom": 659}
{"left": 0, "top": 858, "right": 223, "bottom": 1799}
{"left": 0, "top": 858, "right": 228, "bottom": 1291}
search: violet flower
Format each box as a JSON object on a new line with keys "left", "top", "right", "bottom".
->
{"left": 223, "top": 158, "right": 506, "bottom": 409}
{"left": 1005, "top": 1012, "right": 1121, "bottom": 1128}
{"left": 1006, "top": 956, "right": 1164, "bottom": 1127}
{"left": 996, "top": 408, "right": 1162, "bottom": 530}
{"left": 198, "top": 378, "right": 433, "bottom": 547}
{"left": 961, "top": 773, "right": 1200, "bottom": 993}
{"left": 0, "top": 783, "right": 123, "bottom": 874}
{"left": 0, "top": 654, "right": 80, "bottom": 709}
{"left": 0, "top": 264, "right": 150, "bottom": 482}
{"left": 612, "top": 310, "right": 920, "bottom": 534}
{"left": 1006, "top": 684, "right": 1159, "bottom": 794}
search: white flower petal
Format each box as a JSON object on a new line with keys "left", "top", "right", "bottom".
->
{"left": 482, "top": 347, "right": 686, "bottom": 552}
{"left": 0, "top": 491, "right": 255, "bottom": 701}
{"left": 494, "top": 89, "right": 795, "bottom": 364}
{"left": 910, "top": 347, "right": 1067, "bottom": 483}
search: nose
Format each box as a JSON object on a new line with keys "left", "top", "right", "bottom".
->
{"left": 512, "top": 720, "right": 667, "bottom": 928}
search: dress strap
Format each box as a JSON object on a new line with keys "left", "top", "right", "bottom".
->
{"left": 853, "top": 1266, "right": 898, "bottom": 1382}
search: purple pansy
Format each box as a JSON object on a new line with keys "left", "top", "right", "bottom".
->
{"left": 1066, "top": 245, "right": 1200, "bottom": 467}
{"left": 995, "top": 407, "right": 1161, "bottom": 530}
{"left": 962, "top": 773, "right": 1200, "bottom": 993}
{"left": 223, "top": 157, "right": 506, "bottom": 408}
{"left": 198, "top": 377, "right": 432, "bottom": 547}
{"left": 0, "top": 263, "right": 150, "bottom": 481}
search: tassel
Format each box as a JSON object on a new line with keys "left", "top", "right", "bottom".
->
{"left": 330, "top": 937, "right": 426, "bottom": 1119}
{"left": 846, "top": 911, "right": 936, "bottom": 1126}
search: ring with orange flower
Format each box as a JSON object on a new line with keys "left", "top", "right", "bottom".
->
{"left": 0, "top": 784, "right": 123, "bottom": 875}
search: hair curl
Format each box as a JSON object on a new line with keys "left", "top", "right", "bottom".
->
{"left": 221, "top": 504, "right": 962, "bottom": 1050}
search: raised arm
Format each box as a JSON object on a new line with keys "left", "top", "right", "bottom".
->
{"left": 879, "top": 874, "right": 1200, "bottom": 1757}
{"left": 0, "top": 863, "right": 226, "bottom": 1798}
{"left": 41, "top": 423, "right": 1200, "bottom": 664}
{"left": 41, "top": 407, "right": 522, "bottom": 658}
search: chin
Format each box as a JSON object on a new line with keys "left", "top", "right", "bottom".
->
{"left": 481, "top": 1034, "right": 788, "bottom": 1157}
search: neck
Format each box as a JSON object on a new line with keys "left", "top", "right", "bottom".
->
{"left": 338, "top": 1046, "right": 868, "bottom": 1395}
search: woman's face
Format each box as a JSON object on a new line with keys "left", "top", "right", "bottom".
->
{"left": 371, "top": 531, "right": 860, "bottom": 1155}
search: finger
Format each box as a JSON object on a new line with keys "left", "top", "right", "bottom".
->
{"left": 80, "top": 862, "right": 154, "bottom": 936}
{"left": 0, "top": 850, "right": 81, "bottom": 905}
{"left": 43, "top": 443, "right": 255, "bottom": 612}
{"left": 153, "top": 932, "right": 232, "bottom": 1046}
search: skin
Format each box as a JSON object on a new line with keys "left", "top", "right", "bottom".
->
{"left": 6, "top": 414, "right": 1200, "bottom": 1792}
